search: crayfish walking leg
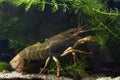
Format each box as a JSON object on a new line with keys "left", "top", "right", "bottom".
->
{"left": 39, "top": 56, "right": 60, "bottom": 77}
{"left": 52, "top": 56, "right": 60, "bottom": 77}
{"left": 39, "top": 57, "right": 50, "bottom": 75}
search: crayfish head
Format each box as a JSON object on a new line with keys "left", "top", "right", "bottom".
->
{"left": 10, "top": 54, "right": 24, "bottom": 72}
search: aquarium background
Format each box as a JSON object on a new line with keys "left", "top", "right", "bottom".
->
{"left": 0, "top": 0, "right": 120, "bottom": 79}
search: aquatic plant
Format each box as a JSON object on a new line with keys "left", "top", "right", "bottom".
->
{"left": 0, "top": 0, "right": 120, "bottom": 78}
{"left": 0, "top": 3, "right": 41, "bottom": 51}
{"left": 0, "top": 62, "right": 12, "bottom": 72}
{"left": 48, "top": 55, "right": 90, "bottom": 79}
{"left": 0, "top": 0, "right": 119, "bottom": 48}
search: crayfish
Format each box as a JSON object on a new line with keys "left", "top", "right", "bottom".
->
{"left": 10, "top": 28, "right": 94, "bottom": 77}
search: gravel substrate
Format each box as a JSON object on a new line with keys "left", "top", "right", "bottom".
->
{"left": 96, "top": 77, "right": 120, "bottom": 80}
{"left": 81, "top": 76, "right": 120, "bottom": 80}
{"left": 0, "top": 71, "right": 120, "bottom": 80}
{"left": 0, "top": 71, "right": 73, "bottom": 80}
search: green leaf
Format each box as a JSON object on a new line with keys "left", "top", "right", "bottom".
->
{"left": 51, "top": 0, "right": 56, "bottom": 3}
{"left": 0, "top": 0, "right": 3, "bottom": 4}
{"left": 51, "top": 0, "right": 58, "bottom": 12}
{"left": 38, "top": 0, "right": 46, "bottom": 11}
{"left": 12, "top": 0, "right": 24, "bottom": 6}
{"left": 41, "top": 2, "right": 45, "bottom": 11}
{"left": 62, "top": 4, "right": 67, "bottom": 12}
{"left": 25, "top": 0, "right": 34, "bottom": 11}
{"left": 52, "top": 3, "right": 58, "bottom": 12}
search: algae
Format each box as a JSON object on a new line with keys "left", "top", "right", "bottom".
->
{"left": 0, "top": 62, "right": 13, "bottom": 72}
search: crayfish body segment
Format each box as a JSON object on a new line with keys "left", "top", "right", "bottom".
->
{"left": 10, "top": 28, "right": 94, "bottom": 77}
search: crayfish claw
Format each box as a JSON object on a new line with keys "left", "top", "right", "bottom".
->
{"left": 61, "top": 47, "right": 73, "bottom": 56}
{"left": 61, "top": 47, "right": 92, "bottom": 62}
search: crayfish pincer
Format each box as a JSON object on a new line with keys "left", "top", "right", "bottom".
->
{"left": 10, "top": 28, "right": 93, "bottom": 77}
